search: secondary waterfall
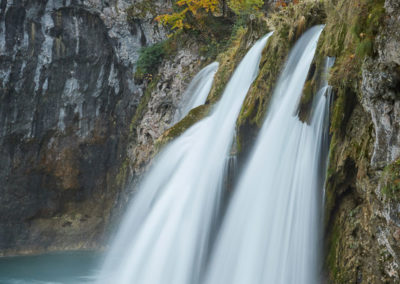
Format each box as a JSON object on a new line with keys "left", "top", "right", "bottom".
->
{"left": 204, "top": 25, "right": 329, "bottom": 284}
{"left": 174, "top": 62, "right": 219, "bottom": 122}
{"left": 97, "top": 33, "right": 273, "bottom": 284}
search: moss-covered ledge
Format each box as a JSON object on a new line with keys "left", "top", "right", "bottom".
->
{"left": 154, "top": 18, "right": 272, "bottom": 149}
{"left": 235, "top": 1, "right": 326, "bottom": 157}
{"left": 155, "top": 104, "right": 212, "bottom": 148}
{"left": 204, "top": 11, "right": 281, "bottom": 104}
{"left": 296, "top": 38, "right": 328, "bottom": 123}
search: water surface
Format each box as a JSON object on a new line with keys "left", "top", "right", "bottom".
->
{"left": 0, "top": 251, "right": 101, "bottom": 284}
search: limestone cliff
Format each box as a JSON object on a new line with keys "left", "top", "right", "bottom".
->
{"left": 1, "top": 2, "right": 399, "bottom": 283}
{"left": 321, "top": 0, "right": 400, "bottom": 282}
{"left": 0, "top": 0, "right": 168, "bottom": 255}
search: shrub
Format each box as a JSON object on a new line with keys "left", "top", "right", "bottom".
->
{"left": 135, "top": 42, "right": 166, "bottom": 81}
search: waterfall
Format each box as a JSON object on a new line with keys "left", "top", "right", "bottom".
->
{"left": 174, "top": 62, "right": 219, "bottom": 123}
{"left": 204, "top": 25, "right": 329, "bottom": 284}
{"left": 97, "top": 33, "right": 273, "bottom": 284}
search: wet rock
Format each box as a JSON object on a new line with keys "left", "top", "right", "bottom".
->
{"left": 0, "top": 0, "right": 167, "bottom": 255}
{"left": 361, "top": 61, "right": 400, "bottom": 168}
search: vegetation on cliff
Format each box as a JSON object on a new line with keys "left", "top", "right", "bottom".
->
{"left": 156, "top": 104, "right": 212, "bottom": 147}
{"left": 127, "top": 0, "right": 399, "bottom": 282}
{"left": 235, "top": 1, "right": 325, "bottom": 156}
{"left": 380, "top": 158, "right": 400, "bottom": 201}
{"left": 317, "top": 0, "right": 399, "bottom": 282}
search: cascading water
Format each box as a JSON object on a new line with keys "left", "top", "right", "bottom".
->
{"left": 204, "top": 25, "right": 330, "bottom": 284}
{"left": 97, "top": 33, "right": 273, "bottom": 284}
{"left": 174, "top": 62, "right": 219, "bottom": 123}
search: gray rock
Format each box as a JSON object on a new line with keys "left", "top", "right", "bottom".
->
{"left": 361, "top": 0, "right": 400, "bottom": 168}
{"left": 0, "top": 0, "right": 168, "bottom": 255}
{"left": 128, "top": 46, "right": 201, "bottom": 190}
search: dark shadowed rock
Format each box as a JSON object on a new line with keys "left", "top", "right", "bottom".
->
{"left": 0, "top": 0, "right": 166, "bottom": 255}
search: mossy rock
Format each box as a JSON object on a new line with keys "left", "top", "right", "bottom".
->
{"left": 235, "top": 1, "right": 326, "bottom": 155}
{"left": 322, "top": 0, "right": 386, "bottom": 191}
{"left": 321, "top": 1, "right": 387, "bottom": 281}
{"left": 206, "top": 26, "right": 250, "bottom": 104}
{"left": 324, "top": 0, "right": 386, "bottom": 195}
{"left": 205, "top": 15, "right": 273, "bottom": 104}
{"left": 380, "top": 159, "right": 400, "bottom": 202}
{"left": 155, "top": 104, "right": 212, "bottom": 148}
{"left": 130, "top": 77, "right": 160, "bottom": 134}
{"left": 296, "top": 36, "right": 329, "bottom": 123}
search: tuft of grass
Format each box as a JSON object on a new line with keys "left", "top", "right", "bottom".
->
{"left": 380, "top": 159, "right": 400, "bottom": 201}
{"left": 135, "top": 43, "right": 167, "bottom": 82}
{"left": 355, "top": 38, "right": 373, "bottom": 59}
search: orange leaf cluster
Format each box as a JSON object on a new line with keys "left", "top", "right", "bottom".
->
{"left": 275, "top": 0, "right": 299, "bottom": 8}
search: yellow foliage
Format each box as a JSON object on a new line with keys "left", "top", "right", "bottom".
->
{"left": 156, "top": 0, "right": 219, "bottom": 32}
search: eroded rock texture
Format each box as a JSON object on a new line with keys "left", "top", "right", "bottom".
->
{"left": 361, "top": 0, "right": 400, "bottom": 168}
{"left": 326, "top": 0, "right": 400, "bottom": 282}
{"left": 107, "top": 45, "right": 204, "bottom": 218}
{"left": 0, "top": 0, "right": 167, "bottom": 255}
{"left": 129, "top": 48, "right": 201, "bottom": 178}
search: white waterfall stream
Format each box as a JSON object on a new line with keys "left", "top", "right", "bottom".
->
{"left": 97, "top": 33, "right": 273, "bottom": 284}
{"left": 174, "top": 62, "right": 219, "bottom": 123}
{"left": 204, "top": 25, "right": 330, "bottom": 284}
{"left": 0, "top": 27, "right": 333, "bottom": 284}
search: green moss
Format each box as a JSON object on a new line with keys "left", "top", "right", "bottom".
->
{"left": 237, "top": 32, "right": 288, "bottom": 129}
{"left": 380, "top": 159, "right": 400, "bottom": 201}
{"left": 206, "top": 26, "right": 250, "bottom": 104}
{"left": 135, "top": 43, "right": 167, "bottom": 81}
{"left": 130, "top": 77, "right": 160, "bottom": 134}
{"left": 324, "top": 0, "right": 386, "bottom": 186}
{"left": 134, "top": 31, "right": 195, "bottom": 82}
{"left": 298, "top": 80, "right": 315, "bottom": 121}
{"left": 297, "top": 39, "right": 328, "bottom": 123}
{"left": 235, "top": 1, "right": 325, "bottom": 153}
{"left": 330, "top": 88, "right": 346, "bottom": 135}
{"left": 202, "top": 14, "right": 274, "bottom": 118}
{"left": 116, "top": 159, "right": 130, "bottom": 188}
{"left": 312, "top": 1, "right": 387, "bottom": 280}
{"left": 355, "top": 38, "right": 373, "bottom": 59}
{"left": 156, "top": 104, "right": 212, "bottom": 147}
{"left": 320, "top": 0, "right": 385, "bottom": 88}
{"left": 327, "top": 221, "right": 341, "bottom": 281}
{"left": 323, "top": 0, "right": 386, "bottom": 192}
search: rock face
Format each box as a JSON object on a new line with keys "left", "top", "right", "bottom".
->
{"left": 325, "top": 0, "right": 400, "bottom": 282}
{"left": 129, "top": 48, "right": 202, "bottom": 178}
{"left": 109, "top": 44, "right": 203, "bottom": 216}
{"left": 361, "top": 0, "right": 400, "bottom": 168}
{"left": 0, "top": 0, "right": 167, "bottom": 255}
{"left": 358, "top": 0, "right": 400, "bottom": 279}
